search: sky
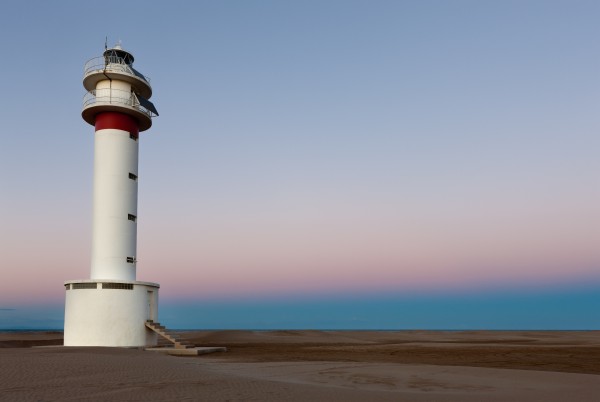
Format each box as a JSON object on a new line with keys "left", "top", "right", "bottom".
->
{"left": 0, "top": 0, "right": 598, "bottom": 329}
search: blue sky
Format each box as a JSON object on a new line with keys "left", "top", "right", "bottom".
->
{"left": 0, "top": 0, "right": 599, "bottom": 329}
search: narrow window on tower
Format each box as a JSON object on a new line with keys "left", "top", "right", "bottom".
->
{"left": 126, "top": 257, "right": 136, "bottom": 264}
{"left": 128, "top": 214, "right": 137, "bottom": 222}
{"left": 130, "top": 133, "right": 138, "bottom": 141}
{"left": 129, "top": 173, "right": 138, "bottom": 181}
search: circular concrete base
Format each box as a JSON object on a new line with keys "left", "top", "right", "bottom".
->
{"left": 64, "top": 280, "right": 159, "bottom": 347}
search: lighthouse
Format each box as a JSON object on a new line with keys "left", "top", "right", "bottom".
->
{"left": 64, "top": 43, "right": 160, "bottom": 347}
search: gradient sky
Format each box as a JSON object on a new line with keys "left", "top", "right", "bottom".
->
{"left": 0, "top": 0, "right": 598, "bottom": 329}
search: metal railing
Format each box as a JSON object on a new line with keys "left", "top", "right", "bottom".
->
{"left": 83, "top": 55, "right": 151, "bottom": 84}
{"left": 82, "top": 88, "right": 156, "bottom": 118}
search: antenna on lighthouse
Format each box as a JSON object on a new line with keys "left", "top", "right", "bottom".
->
{"left": 104, "top": 36, "right": 108, "bottom": 51}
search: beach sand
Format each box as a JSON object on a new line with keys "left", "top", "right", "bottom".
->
{"left": 1, "top": 330, "right": 599, "bottom": 401}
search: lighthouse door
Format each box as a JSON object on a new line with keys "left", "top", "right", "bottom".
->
{"left": 146, "top": 291, "right": 155, "bottom": 321}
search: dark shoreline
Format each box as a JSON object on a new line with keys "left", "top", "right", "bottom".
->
{"left": 3, "top": 330, "right": 598, "bottom": 375}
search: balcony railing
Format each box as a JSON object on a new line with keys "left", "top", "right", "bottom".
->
{"left": 83, "top": 55, "right": 151, "bottom": 84}
{"left": 82, "top": 88, "right": 156, "bottom": 118}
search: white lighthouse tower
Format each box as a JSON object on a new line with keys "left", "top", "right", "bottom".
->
{"left": 64, "top": 43, "right": 160, "bottom": 347}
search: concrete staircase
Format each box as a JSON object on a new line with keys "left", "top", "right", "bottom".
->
{"left": 145, "top": 320, "right": 195, "bottom": 349}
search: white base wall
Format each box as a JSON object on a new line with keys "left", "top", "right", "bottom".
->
{"left": 64, "top": 280, "right": 159, "bottom": 347}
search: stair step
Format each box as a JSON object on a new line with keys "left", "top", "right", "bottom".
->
{"left": 146, "top": 321, "right": 194, "bottom": 349}
{"left": 174, "top": 344, "right": 195, "bottom": 349}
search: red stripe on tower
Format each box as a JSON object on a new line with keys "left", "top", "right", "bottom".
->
{"left": 95, "top": 112, "right": 139, "bottom": 137}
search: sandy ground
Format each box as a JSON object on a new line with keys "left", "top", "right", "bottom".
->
{"left": 1, "top": 331, "right": 599, "bottom": 401}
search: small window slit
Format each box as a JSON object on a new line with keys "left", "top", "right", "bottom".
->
{"left": 102, "top": 283, "right": 133, "bottom": 290}
{"left": 72, "top": 283, "right": 97, "bottom": 289}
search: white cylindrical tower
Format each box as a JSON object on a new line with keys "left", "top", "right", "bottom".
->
{"left": 64, "top": 44, "right": 160, "bottom": 347}
{"left": 90, "top": 121, "right": 139, "bottom": 281}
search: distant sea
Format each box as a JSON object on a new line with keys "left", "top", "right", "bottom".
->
{"left": 1, "top": 328, "right": 593, "bottom": 333}
{"left": 0, "top": 329, "right": 63, "bottom": 333}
